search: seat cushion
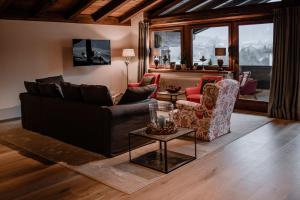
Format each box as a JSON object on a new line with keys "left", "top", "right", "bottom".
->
{"left": 186, "top": 94, "right": 202, "bottom": 103}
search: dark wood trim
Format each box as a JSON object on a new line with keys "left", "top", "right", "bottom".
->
{"left": 119, "top": 0, "right": 157, "bottom": 24}
{"left": 66, "top": 0, "right": 98, "bottom": 19}
{"left": 149, "top": 2, "right": 279, "bottom": 27}
{"left": 92, "top": 0, "right": 131, "bottom": 22}
{"left": 0, "top": 0, "right": 13, "bottom": 15}
{"left": 30, "top": 0, "right": 58, "bottom": 17}
{"left": 235, "top": 99, "right": 268, "bottom": 113}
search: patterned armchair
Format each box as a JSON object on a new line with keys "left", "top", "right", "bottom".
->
{"left": 185, "top": 76, "right": 223, "bottom": 103}
{"left": 174, "top": 79, "right": 239, "bottom": 141}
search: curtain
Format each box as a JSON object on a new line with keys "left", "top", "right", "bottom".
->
{"left": 138, "top": 21, "right": 149, "bottom": 82}
{"left": 268, "top": 7, "right": 300, "bottom": 120}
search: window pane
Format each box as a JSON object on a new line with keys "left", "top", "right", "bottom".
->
{"left": 153, "top": 30, "right": 181, "bottom": 64}
{"left": 192, "top": 26, "right": 229, "bottom": 66}
{"left": 238, "top": 23, "right": 274, "bottom": 103}
{"left": 239, "top": 23, "right": 273, "bottom": 66}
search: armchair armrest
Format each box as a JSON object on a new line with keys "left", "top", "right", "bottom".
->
{"left": 185, "top": 86, "right": 200, "bottom": 96}
{"left": 176, "top": 100, "right": 200, "bottom": 111}
{"left": 128, "top": 83, "right": 140, "bottom": 87}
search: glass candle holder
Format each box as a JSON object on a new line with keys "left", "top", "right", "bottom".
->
{"left": 149, "top": 102, "right": 174, "bottom": 128}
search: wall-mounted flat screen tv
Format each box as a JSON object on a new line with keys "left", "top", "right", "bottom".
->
{"left": 72, "top": 39, "right": 111, "bottom": 66}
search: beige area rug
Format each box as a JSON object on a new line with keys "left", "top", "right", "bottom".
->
{"left": 0, "top": 113, "right": 272, "bottom": 194}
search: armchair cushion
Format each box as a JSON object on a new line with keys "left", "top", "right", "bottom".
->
{"left": 200, "top": 79, "right": 217, "bottom": 94}
{"left": 128, "top": 83, "right": 140, "bottom": 87}
{"left": 140, "top": 76, "right": 155, "bottom": 86}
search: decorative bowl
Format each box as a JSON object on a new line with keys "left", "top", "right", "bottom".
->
{"left": 166, "top": 85, "right": 181, "bottom": 93}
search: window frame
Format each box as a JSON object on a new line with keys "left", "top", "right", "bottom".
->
{"left": 149, "top": 26, "right": 184, "bottom": 66}
{"left": 189, "top": 23, "right": 232, "bottom": 70}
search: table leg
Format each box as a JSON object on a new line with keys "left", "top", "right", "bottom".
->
{"left": 194, "top": 131, "right": 197, "bottom": 158}
{"left": 164, "top": 141, "right": 168, "bottom": 173}
{"left": 129, "top": 134, "right": 132, "bottom": 161}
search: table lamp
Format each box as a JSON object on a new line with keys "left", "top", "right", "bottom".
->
{"left": 122, "top": 49, "right": 135, "bottom": 86}
{"left": 152, "top": 48, "right": 160, "bottom": 69}
{"left": 215, "top": 47, "right": 226, "bottom": 70}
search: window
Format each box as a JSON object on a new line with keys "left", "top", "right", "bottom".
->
{"left": 238, "top": 23, "right": 274, "bottom": 102}
{"left": 192, "top": 26, "right": 229, "bottom": 66}
{"left": 152, "top": 30, "right": 182, "bottom": 64}
{"left": 239, "top": 23, "right": 274, "bottom": 66}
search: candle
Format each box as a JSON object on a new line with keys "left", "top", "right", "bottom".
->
{"left": 157, "top": 115, "right": 166, "bottom": 128}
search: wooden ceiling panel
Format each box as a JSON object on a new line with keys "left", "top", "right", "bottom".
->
{"left": 110, "top": 0, "right": 143, "bottom": 17}
{"left": 80, "top": 0, "right": 111, "bottom": 15}
{"left": 43, "top": 0, "right": 77, "bottom": 13}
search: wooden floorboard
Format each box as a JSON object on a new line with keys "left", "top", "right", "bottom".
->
{"left": 0, "top": 119, "right": 299, "bottom": 199}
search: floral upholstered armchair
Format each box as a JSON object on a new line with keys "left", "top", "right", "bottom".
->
{"left": 173, "top": 79, "right": 239, "bottom": 141}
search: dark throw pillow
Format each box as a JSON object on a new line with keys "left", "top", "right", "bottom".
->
{"left": 24, "top": 81, "right": 39, "bottom": 95}
{"left": 140, "top": 76, "right": 155, "bottom": 86}
{"left": 38, "top": 83, "right": 63, "bottom": 98}
{"left": 200, "top": 79, "right": 217, "bottom": 94}
{"left": 36, "top": 75, "right": 64, "bottom": 84}
{"left": 80, "top": 85, "right": 113, "bottom": 106}
{"left": 118, "top": 85, "right": 156, "bottom": 105}
{"left": 61, "top": 82, "right": 82, "bottom": 101}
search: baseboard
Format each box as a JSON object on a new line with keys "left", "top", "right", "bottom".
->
{"left": 0, "top": 106, "right": 21, "bottom": 121}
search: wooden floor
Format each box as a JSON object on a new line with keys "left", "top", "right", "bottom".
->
{"left": 1, "top": 119, "right": 300, "bottom": 200}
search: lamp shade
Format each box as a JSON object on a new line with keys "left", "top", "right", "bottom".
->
{"left": 122, "top": 49, "right": 135, "bottom": 57}
{"left": 215, "top": 48, "right": 226, "bottom": 56}
{"left": 152, "top": 48, "right": 160, "bottom": 56}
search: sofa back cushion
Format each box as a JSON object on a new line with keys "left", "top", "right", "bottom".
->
{"left": 80, "top": 85, "right": 113, "bottom": 106}
{"left": 36, "top": 75, "right": 64, "bottom": 84}
{"left": 118, "top": 85, "right": 156, "bottom": 105}
{"left": 24, "top": 81, "right": 39, "bottom": 95}
{"left": 61, "top": 82, "right": 82, "bottom": 101}
{"left": 38, "top": 83, "right": 63, "bottom": 98}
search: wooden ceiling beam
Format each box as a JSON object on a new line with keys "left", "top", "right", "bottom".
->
{"left": 148, "top": 0, "right": 185, "bottom": 17}
{"left": 31, "top": 0, "right": 57, "bottom": 17}
{"left": 66, "top": 0, "right": 97, "bottom": 19}
{"left": 92, "top": 0, "right": 131, "bottom": 22}
{"left": 118, "top": 0, "right": 158, "bottom": 24}
{"left": 0, "top": 0, "right": 13, "bottom": 15}
{"left": 190, "top": 0, "right": 230, "bottom": 12}
{"left": 150, "top": 2, "right": 281, "bottom": 27}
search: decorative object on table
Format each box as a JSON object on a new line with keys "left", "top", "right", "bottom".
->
{"left": 180, "top": 57, "right": 187, "bottom": 70}
{"left": 145, "top": 121, "right": 177, "bottom": 135}
{"left": 152, "top": 48, "right": 160, "bottom": 69}
{"left": 166, "top": 85, "right": 181, "bottom": 93}
{"left": 170, "top": 62, "right": 176, "bottom": 69}
{"left": 176, "top": 64, "right": 181, "bottom": 70}
{"left": 148, "top": 102, "right": 174, "bottom": 129}
{"left": 162, "top": 55, "right": 169, "bottom": 66}
{"left": 200, "top": 56, "right": 207, "bottom": 70}
{"left": 208, "top": 58, "right": 212, "bottom": 66}
{"left": 193, "top": 63, "right": 198, "bottom": 70}
{"left": 157, "top": 91, "right": 185, "bottom": 106}
{"left": 122, "top": 49, "right": 135, "bottom": 86}
{"left": 215, "top": 47, "right": 226, "bottom": 71}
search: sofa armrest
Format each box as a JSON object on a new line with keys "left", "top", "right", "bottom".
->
{"left": 185, "top": 86, "right": 200, "bottom": 96}
{"left": 128, "top": 83, "right": 140, "bottom": 87}
{"left": 107, "top": 99, "right": 156, "bottom": 119}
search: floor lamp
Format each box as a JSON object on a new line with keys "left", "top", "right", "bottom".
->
{"left": 122, "top": 49, "right": 135, "bottom": 87}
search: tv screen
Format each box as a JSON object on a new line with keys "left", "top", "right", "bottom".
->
{"left": 72, "top": 39, "right": 111, "bottom": 66}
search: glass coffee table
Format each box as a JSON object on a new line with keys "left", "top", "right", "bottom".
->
{"left": 129, "top": 127, "right": 196, "bottom": 174}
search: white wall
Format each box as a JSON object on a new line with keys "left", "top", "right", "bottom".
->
{"left": 0, "top": 19, "right": 140, "bottom": 119}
